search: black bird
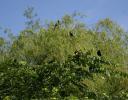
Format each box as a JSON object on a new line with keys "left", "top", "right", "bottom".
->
{"left": 69, "top": 31, "right": 73, "bottom": 37}
{"left": 74, "top": 50, "right": 83, "bottom": 60}
{"left": 13, "top": 59, "right": 17, "bottom": 63}
{"left": 97, "top": 50, "right": 101, "bottom": 56}
{"left": 89, "top": 66, "right": 93, "bottom": 73}
{"left": 54, "top": 24, "right": 57, "bottom": 30}
{"left": 12, "top": 59, "right": 18, "bottom": 66}
{"left": 74, "top": 50, "right": 81, "bottom": 55}
{"left": 53, "top": 20, "right": 60, "bottom": 30}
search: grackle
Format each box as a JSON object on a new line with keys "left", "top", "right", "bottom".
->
{"left": 53, "top": 20, "right": 60, "bottom": 30}
{"left": 97, "top": 50, "right": 101, "bottom": 56}
{"left": 69, "top": 31, "right": 74, "bottom": 37}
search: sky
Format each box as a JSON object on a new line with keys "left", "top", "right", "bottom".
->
{"left": 0, "top": 0, "right": 128, "bottom": 36}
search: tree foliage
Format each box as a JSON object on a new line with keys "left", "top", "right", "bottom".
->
{"left": 0, "top": 9, "right": 128, "bottom": 99}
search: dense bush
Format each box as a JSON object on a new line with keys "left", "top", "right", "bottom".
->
{"left": 0, "top": 50, "right": 116, "bottom": 99}
{"left": 0, "top": 10, "right": 128, "bottom": 99}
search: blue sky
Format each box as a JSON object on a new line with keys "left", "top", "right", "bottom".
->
{"left": 0, "top": 0, "right": 128, "bottom": 35}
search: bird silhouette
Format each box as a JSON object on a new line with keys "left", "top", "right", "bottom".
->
{"left": 97, "top": 50, "right": 101, "bottom": 56}
{"left": 69, "top": 31, "right": 73, "bottom": 37}
{"left": 53, "top": 20, "right": 60, "bottom": 30}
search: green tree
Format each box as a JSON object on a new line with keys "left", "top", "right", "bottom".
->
{"left": 24, "top": 7, "right": 41, "bottom": 31}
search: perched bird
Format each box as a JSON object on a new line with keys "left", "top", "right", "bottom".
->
{"left": 12, "top": 59, "right": 18, "bottom": 66}
{"left": 74, "top": 50, "right": 81, "bottom": 55}
{"left": 53, "top": 20, "right": 60, "bottom": 30}
{"left": 13, "top": 59, "right": 17, "bottom": 63}
{"left": 69, "top": 31, "right": 74, "bottom": 37}
{"left": 57, "top": 20, "right": 60, "bottom": 24}
{"left": 97, "top": 50, "right": 101, "bottom": 56}
{"left": 89, "top": 66, "right": 96, "bottom": 73}
{"left": 74, "top": 50, "right": 82, "bottom": 60}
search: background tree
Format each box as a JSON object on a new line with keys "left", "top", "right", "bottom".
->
{"left": 24, "top": 7, "right": 41, "bottom": 31}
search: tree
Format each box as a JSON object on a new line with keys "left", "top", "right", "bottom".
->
{"left": 0, "top": 9, "right": 128, "bottom": 99}
{"left": 24, "top": 7, "right": 41, "bottom": 31}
